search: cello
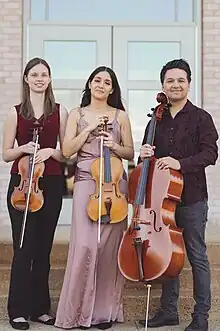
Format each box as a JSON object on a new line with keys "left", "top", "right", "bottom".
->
{"left": 118, "top": 92, "right": 185, "bottom": 282}
{"left": 87, "top": 116, "right": 128, "bottom": 242}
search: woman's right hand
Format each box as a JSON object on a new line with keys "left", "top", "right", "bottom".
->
{"left": 86, "top": 116, "right": 104, "bottom": 133}
{"left": 140, "top": 144, "right": 155, "bottom": 161}
{"left": 20, "top": 141, "right": 40, "bottom": 154}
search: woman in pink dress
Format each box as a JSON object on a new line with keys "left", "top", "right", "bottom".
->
{"left": 55, "top": 66, "right": 134, "bottom": 330}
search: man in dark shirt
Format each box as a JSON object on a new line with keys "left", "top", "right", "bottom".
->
{"left": 138, "top": 59, "right": 218, "bottom": 331}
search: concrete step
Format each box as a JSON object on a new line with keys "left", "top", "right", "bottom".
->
{"left": 0, "top": 264, "right": 220, "bottom": 295}
{"left": 1, "top": 242, "right": 220, "bottom": 267}
{"left": 1, "top": 242, "right": 219, "bottom": 323}
{"left": 0, "top": 289, "right": 219, "bottom": 322}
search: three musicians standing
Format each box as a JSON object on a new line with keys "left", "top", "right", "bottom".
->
{"left": 2, "top": 57, "right": 218, "bottom": 331}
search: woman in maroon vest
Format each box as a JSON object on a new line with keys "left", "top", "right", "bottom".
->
{"left": 2, "top": 57, "right": 68, "bottom": 330}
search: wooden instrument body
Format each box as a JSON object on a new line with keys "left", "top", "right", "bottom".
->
{"left": 87, "top": 116, "right": 128, "bottom": 224}
{"left": 87, "top": 155, "right": 128, "bottom": 223}
{"left": 11, "top": 156, "right": 45, "bottom": 212}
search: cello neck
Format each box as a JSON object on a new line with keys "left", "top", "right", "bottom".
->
{"left": 134, "top": 92, "right": 169, "bottom": 206}
{"left": 135, "top": 113, "right": 157, "bottom": 206}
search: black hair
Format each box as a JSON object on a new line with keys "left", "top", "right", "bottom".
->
{"left": 160, "top": 59, "right": 191, "bottom": 84}
{"left": 80, "top": 66, "right": 125, "bottom": 111}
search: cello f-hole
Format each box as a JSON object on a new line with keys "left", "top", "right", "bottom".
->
{"left": 149, "top": 209, "right": 162, "bottom": 232}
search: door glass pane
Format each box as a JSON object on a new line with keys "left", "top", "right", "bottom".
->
{"left": 54, "top": 89, "right": 82, "bottom": 111}
{"left": 30, "top": 0, "right": 195, "bottom": 22}
{"left": 30, "top": 0, "right": 46, "bottom": 20}
{"left": 48, "top": 0, "right": 175, "bottom": 21}
{"left": 44, "top": 41, "right": 97, "bottom": 79}
{"left": 178, "top": 0, "right": 193, "bottom": 21}
{"left": 128, "top": 42, "right": 180, "bottom": 80}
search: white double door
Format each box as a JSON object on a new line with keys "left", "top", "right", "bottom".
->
{"left": 28, "top": 24, "right": 196, "bottom": 225}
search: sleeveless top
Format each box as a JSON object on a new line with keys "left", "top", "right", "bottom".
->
{"left": 10, "top": 103, "right": 62, "bottom": 175}
{"left": 74, "top": 107, "right": 126, "bottom": 183}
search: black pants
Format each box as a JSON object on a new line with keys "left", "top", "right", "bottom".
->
{"left": 160, "top": 199, "right": 211, "bottom": 319}
{"left": 7, "top": 174, "right": 63, "bottom": 320}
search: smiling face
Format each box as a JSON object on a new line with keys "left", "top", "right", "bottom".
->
{"left": 162, "top": 68, "right": 190, "bottom": 103}
{"left": 24, "top": 63, "right": 51, "bottom": 94}
{"left": 89, "top": 71, "right": 113, "bottom": 101}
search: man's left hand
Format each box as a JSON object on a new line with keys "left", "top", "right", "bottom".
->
{"left": 157, "top": 157, "right": 181, "bottom": 170}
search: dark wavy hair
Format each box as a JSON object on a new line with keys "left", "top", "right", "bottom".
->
{"left": 160, "top": 59, "right": 192, "bottom": 85}
{"left": 80, "top": 66, "right": 125, "bottom": 111}
{"left": 20, "top": 57, "right": 56, "bottom": 120}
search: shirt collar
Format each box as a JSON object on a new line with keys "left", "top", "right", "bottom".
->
{"left": 163, "top": 99, "right": 192, "bottom": 116}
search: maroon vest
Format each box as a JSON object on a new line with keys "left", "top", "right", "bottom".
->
{"left": 11, "top": 103, "right": 62, "bottom": 175}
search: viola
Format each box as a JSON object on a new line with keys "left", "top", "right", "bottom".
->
{"left": 118, "top": 93, "right": 185, "bottom": 282}
{"left": 87, "top": 116, "right": 128, "bottom": 225}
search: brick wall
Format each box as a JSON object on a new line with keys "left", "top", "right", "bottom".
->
{"left": 203, "top": 0, "right": 220, "bottom": 240}
{"left": 0, "top": 0, "right": 220, "bottom": 240}
{"left": 0, "top": 0, "right": 22, "bottom": 225}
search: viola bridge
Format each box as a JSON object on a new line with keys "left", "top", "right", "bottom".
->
{"left": 139, "top": 220, "right": 151, "bottom": 225}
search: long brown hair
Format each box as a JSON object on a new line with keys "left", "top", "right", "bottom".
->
{"left": 20, "top": 57, "right": 56, "bottom": 119}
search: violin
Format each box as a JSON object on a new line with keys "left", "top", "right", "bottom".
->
{"left": 11, "top": 127, "right": 45, "bottom": 213}
{"left": 118, "top": 92, "right": 185, "bottom": 282}
{"left": 87, "top": 116, "right": 128, "bottom": 226}
{"left": 11, "top": 127, "right": 45, "bottom": 248}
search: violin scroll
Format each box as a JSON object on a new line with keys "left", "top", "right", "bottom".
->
{"left": 97, "top": 116, "right": 113, "bottom": 134}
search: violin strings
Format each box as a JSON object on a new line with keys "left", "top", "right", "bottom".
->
{"left": 98, "top": 134, "right": 104, "bottom": 244}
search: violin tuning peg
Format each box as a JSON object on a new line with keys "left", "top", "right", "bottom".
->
{"left": 147, "top": 114, "right": 152, "bottom": 117}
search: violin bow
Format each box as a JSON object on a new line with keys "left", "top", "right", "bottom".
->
{"left": 98, "top": 121, "right": 104, "bottom": 244}
{"left": 144, "top": 284, "right": 152, "bottom": 331}
{"left": 19, "top": 129, "right": 39, "bottom": 249}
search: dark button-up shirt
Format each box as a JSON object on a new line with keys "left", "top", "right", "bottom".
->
{"left": 139, "top": 100, "right": 219, "bottom": 205}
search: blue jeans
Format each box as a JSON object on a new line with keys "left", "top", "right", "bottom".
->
{"left": 160, "top": 199, "right": 211, "bottom": 320}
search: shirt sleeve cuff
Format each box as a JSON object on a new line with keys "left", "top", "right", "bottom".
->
{"left": 179, "top": 157, "right": 193, "bottom": 174}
